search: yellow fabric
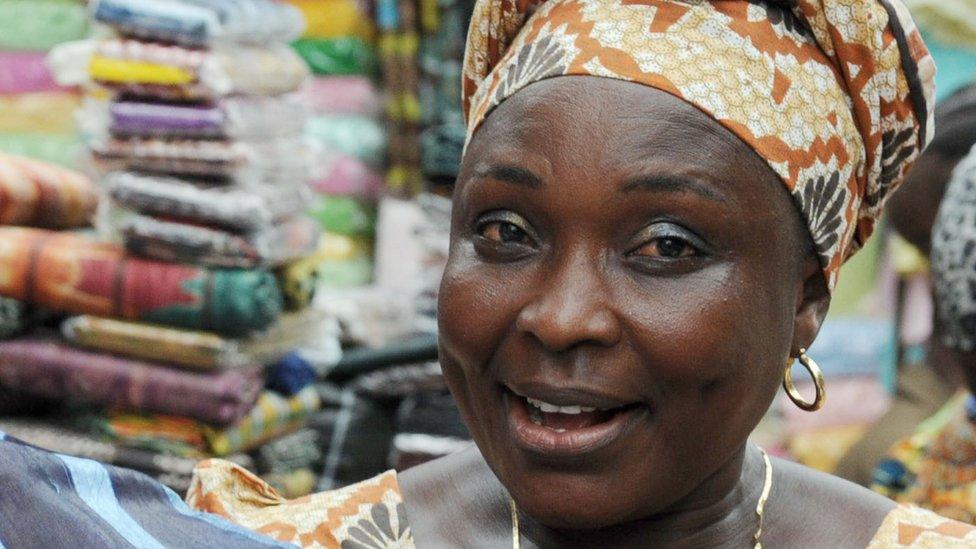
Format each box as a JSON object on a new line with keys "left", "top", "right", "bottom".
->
{"left": 88, "top": 57, "right": 195, "bottom": 85}
{"left": 286, "top": 0, "right": 374, "bottom": 40}
{"left": 0, "top": 93, "right": 81, "bottom": 134}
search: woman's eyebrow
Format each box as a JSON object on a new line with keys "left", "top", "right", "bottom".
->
{"left": 472, "top": 163, "right": 543, "bottom": 189}
{"left": 620, "top": 174, "right": 728, "bottom": 204}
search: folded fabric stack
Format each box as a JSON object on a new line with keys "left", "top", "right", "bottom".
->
{"left": 280, "top": 0, "right": 385, "bottom": 292}
{"left": 0, "top": 1, "right": 340, "bottom": 495}
{"left": 0, "top": 226, "right": 332, "bottom": 493}
{"left": 0, "top": 0, "right": 89, "bottom": 167}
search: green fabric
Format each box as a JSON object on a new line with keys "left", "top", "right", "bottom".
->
{"left": 0, "top": 0, "right": 89, "bottom": 51}
{"left": 307, "top": 195, "right": 375, "bottom": 237}
{"left": 317, "top": 255, "right": 373, "bottom": 288}
{"left": 291, "top": 37, "right": 378, "bottom": 76}
{"left": 0, "top": 133, "right": 84, "bottom": 169}
{"left": 143, "top": 270, "right": 283, "bottom": 337}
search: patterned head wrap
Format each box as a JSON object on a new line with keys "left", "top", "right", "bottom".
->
{"left": 931, "top": 147, "right": 976, "bottom": 352}
{"left": 461, "top": 0, "right": 936, "bottom": 290}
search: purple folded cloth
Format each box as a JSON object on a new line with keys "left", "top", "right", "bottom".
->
{"left": 0, "top": 338, "right": 262, "bottom": 425}
{"left": 0, "top": 52, "right": 63, "bottom": 94}
{"left": 111, "top": 101, "right": 224, "bottom": 137}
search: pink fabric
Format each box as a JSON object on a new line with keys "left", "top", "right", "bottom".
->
{"left": 311, "top": 153, "right": 382, "bottom": 199}
{"left": 298, "top": 76, "right": 380, "bottom": 116}
{"left": 0, "top": 52, "right": 64, "bottom": 94}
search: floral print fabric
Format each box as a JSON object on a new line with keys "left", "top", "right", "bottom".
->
{"left": 461, "top": 0, "right": 936, "bottom": 290}
{"left": 188, "top": 459, "right": 414, "bottom": 548}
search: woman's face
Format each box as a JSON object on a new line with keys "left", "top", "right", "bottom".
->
{"left": 439, "top": 76, "right": 823, "bottom": 529}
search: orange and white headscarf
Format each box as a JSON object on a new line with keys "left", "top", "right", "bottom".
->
{"left": 461, "top": 0, "right": 936, "bottom": 290}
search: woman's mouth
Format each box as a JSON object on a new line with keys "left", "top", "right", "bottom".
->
{"left": 504, "top": 385, "right": 646, "bottom": 458}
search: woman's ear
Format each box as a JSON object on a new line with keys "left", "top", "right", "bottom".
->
{"left": 791, "top": 254, "right": 831, "bottom": 356}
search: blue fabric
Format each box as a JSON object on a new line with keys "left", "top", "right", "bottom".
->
{"left": 0, "top": 431, "right": 291, "bottom": 548}
{"left": 266, "top": 352, "right": 317, "bottom": 397}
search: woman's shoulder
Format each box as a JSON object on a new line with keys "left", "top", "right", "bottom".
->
{"left": 767, "top": 456, "right": 896, "bottom": 547}
{"left": 188, "top": 458, "right": 415, "bottom": 548}
{"left": 770, "top": 457, "right": 976, "bottom": 547}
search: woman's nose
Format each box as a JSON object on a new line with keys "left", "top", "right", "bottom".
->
{"left": 515, "top": 254, "right": 622, "bottom": 352}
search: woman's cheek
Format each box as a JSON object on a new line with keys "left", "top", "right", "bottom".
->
{"left": 438, "top": 251, "right": 527, "bottom": 371}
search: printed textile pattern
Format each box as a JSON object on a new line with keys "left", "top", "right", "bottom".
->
{"left": 188, "top": 460, "right": 415, "bottom": 548}
{"left": 461, "top": 0, "right": 936, "bottom": 290}
{"left": 931, "top": 147, "right": 976, "bottom": 352}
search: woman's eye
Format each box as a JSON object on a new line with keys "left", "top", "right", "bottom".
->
{"left": 480, "top": 221, "right": 530, "bottom": 245}
{"left": 635, "top": 236, "right": 697, "bottom": 259}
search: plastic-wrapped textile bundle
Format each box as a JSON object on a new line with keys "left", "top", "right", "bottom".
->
{"left": 88, "top": 136, "right": 312, "bottom": 185}
{"left": 306, "top": 114, "right": 386, "bottom": 166}
{"left": 78, "top": 411, "right": 210, "bottom": 457}
{"left": 311, "top": 150, "right": 383, "bottom": 199}
{"left": 0, "top": 0, "right": 88, "bottom": 51}
{"left": 89, "top": 0, "right": 304, "bottom": 48}
{"left": 104, "top": 172, "right": 309, "bottom": 232}
{"left": 61, "top": 308, "right": 330, "bottom": 371}
{"left": 0, "top": 416, "right": 253, "bottom": 494}
{"left": 291, "top": 37, "right": 377, "bottom": 76}
{"left": 0, "top": 133, "right": 84, "bottom": 168}
{"left": 99, "top": 206, "right": 322, "bottom": 269}
{"left": 49, "top": 39, "right": 309, "bottom": 101}
{"left": 276, "top": 232, "right": 375, "bottom": 310}
{"left": 78, "top": 96, "right": 307, "bottom": 140}
{"left": 296, "top": 76, "right": 381, "bottom": 117}
{"left": 0, "top": 338, "right": 263, "bottom": 425}
{"left": 307, "top": 195, "right": 376, "bottom": 236}
{"left": 286, "top": 0, "right": 374, "bottom": 41}
{"left": 0, "top": 227, "right": 283, "bottom": 335}
{"left": 254, "top": 428, "right": 322, "bottom": 475}
{"left": 0, "top": 93, "right": 81, "bottom": 135}
{"left": 0, "top": 52, "right": 66, "bottom": 95}
{"left": 265, "top": 352, "right": 317, "bottom": 397}
{"left": 76, "top": 387, "right": 321, "bottom": 458}
{"left": 203, "top": 387, "right": 321, "bottom": 456}
{"left": 0, "top": 152, "right": 98, "bottom": 228}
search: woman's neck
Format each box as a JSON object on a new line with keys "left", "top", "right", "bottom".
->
{"left": 512, "top": 444, "right": 766, "bottom": 548}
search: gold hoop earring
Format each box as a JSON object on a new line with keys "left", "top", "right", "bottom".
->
{"left": 782, "top": 348, "right": 825, "bottom": 412}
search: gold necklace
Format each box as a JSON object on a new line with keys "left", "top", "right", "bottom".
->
{"left": 510, "top": 447, "right": 773, "bottom": 549}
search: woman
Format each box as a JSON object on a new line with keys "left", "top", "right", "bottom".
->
{"left": 187, "top": 0, "right": 976, "bottom": 547}
{"left": 871, "top": 146, "right": 976, "bottom": 523}
{"left": 0, "top": 0, "right": 969, "bottom": 547}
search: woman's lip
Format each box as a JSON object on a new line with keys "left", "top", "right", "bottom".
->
{"left": 505, "top": 390, "right": 645, "bottom": 458}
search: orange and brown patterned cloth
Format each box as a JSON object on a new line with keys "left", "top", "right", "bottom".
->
{"left": 188, "top": 460, "right": 414, "bottom": 548}
{"left": 187, "top": 458, "right": 976, "bottom": 548}
{"left": 461, "top": 0, "right": 936, "bottom": 291}
{"left": 0, "top": 152, "right": 97, "bottom": 228}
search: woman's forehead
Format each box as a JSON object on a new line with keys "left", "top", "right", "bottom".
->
{"left": 464, "top": 76, "right": 779, "bottom": 204}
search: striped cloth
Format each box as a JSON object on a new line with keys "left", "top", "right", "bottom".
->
{"left": 0, "top": 431, "right": 288, "bottom": 548}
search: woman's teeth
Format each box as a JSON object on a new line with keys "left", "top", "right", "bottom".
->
{"left": 525, "top": 396, "right": 597, "bottom": 414}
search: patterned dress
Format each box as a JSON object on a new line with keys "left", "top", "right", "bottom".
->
{"left": 187, "top": 459, "right": 976, "bottom": 548}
